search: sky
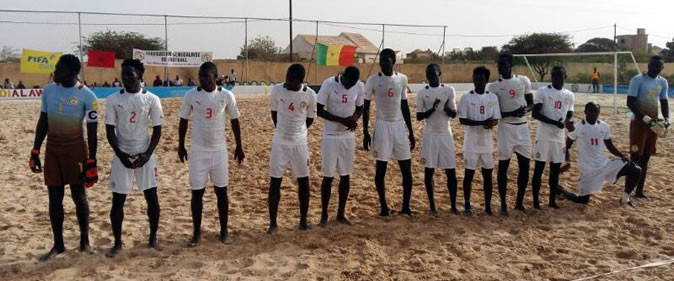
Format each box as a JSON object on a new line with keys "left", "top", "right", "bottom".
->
{"left": 1, "top": 0, "right": 673, "bottom": 59}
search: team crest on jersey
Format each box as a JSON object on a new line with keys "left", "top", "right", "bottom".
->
{"left": 535, "top": 152, "right": 541, "bottom": 159}
{"left": 372, "top": 150, "right": 378, "bottom": 158}
{"left": 300, "top": 101, "right": 307, "bottom": 109}
{"left": 631, "top": 144, "right": 639, "bottom": 152}
{"left": 488, "top": 101, "right": 493, "bottom": 108}
{"left": 92, "top": 100, "right": 98, "bottom": 110}
{"left": 420, "top": 157, "right": 426, "bottom": 165}
{"left": 219, "top": 100, "right": 225, "bottom": 108}
{"left": 69, "top": 96, "right": 78, "bottom": 105}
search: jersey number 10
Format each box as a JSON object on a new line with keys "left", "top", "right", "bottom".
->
{"left": 554, "top": 101, "right": 562, "bottom": 109}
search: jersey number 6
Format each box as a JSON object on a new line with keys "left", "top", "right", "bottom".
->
{"left": 387, "top": 88, "right": 394, "bottom": 97}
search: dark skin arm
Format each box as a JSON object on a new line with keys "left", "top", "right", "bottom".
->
{"left": 306, "top": 117, "right": 314, "bottom": 128}
{"left": 565, "top": 137, "right": 574, "bottom": 162}
{"left": 178, "top": 118, "right": 188, "bottom": 163}
{"left": 661, "top": 99, "right": 670, "bottom": 121}
{"left": 401, "top": 99, "right": 415, "bottom": 149}
{"left": 86, "top": 122, "right": 97, "bottom": 159}
{"left": 416, "top": 99, "right": 440, "bottom": 121}
{"left": 500, "top": 93, "right": 534, "bottom": 118}
{"left": 532, "top": 103, "right": 565, "bottom": 129}
{"left": 317, "top": 103, "right": 356, "bottom": 131}
{"left": 106, "top": 124, "right": 135, "bottom": 169}
{"left": 32, "top": 112, "right": 48, "bottom": 151}
{"left": 362, "top": 100, "right": 371, "bottom": 150}
{"left": 271, "top": 111, "right": 277, "bottom": 127}
{"left": 133, "top": 125, "right": 161, "bottom": 168}
{"left": 605, "top": 139, "right": 628, "bottom": 161}
{"left": 627, "top": 96, "right": 645, "bottom": 119}
{"left": 231, "top": 118, "right": 245, "bottom": 164}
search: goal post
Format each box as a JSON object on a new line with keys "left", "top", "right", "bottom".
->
{"left": 513, "top": 51, "right": 640, "bottom": 113}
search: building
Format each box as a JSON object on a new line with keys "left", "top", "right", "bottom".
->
{"left": 283, "top": 32, "right": 380, "bottom": 63}
{"left": 617, "top": 28, "right": 648, "bottom": 53}
{"left": 406, "top": 49, "right": 434, "bottom": 59}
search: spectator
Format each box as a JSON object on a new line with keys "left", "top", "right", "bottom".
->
{"left": 153, "top": 75, "right": 163, "bottom": 87}
{"left": 591, "top": 67, "right": 600, "bottom": 93}
{"left": 230, "top": 69, "right": 237, "bottom": 84}
{"left": 224, "top": 75, "right": 230, "bottom": 85}
{"left": 16, "top": 81, "right": 25, "bottom": 89}
{"left": 112, "top": 77, "right": 121, "bottom": 87}
{"left": 102, "top": 81, "right": 111, "bottom": 87}
{"left": 92, "top": 82, "right": 99, "bottom": 89}
{"left": 187, "top": 77, "right": 196, "bottom": 86}
{"left": 4, "top": 78, "right": 15, "bottom": 89}
{"left": 174, "top": 75, "right": 184, "bottom": 86}
{"left": 163, "top": 79, "right": 173, "bottom": 87}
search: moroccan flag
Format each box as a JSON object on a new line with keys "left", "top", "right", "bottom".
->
{"left": 87, "top": 50, "right": 115, "bottom": 68}
{"left": 316, "top": 44, "right": 357, "bottom": 66}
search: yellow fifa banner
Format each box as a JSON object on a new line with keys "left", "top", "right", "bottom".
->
{"left": 20, "top": 49, "right": 62, "bottom": 74}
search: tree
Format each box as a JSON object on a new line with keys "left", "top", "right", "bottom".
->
{"left": 238, "top": 36, "right": 282, "bottom": 61}
{"left": 661, "top": 38, "right": 674, "bottom": 62}
{"left": 575, "top": 37, "right": 617, "bottom": 52}
{"left": 502, "top": 33, "right": 574, "bottom": 81}
{"left": 80, "top": 30, "right": 164, "bottom": 59}
{"left": 0, "top": 46, "right": 20, "bottom": 63}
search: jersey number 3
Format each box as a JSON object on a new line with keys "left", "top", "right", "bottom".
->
{"left": 206, "top": 108, "right": 213, "bottom": 119}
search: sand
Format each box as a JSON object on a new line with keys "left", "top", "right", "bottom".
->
{"left": 1, "top": 93, "right": 673, "bottom": 281}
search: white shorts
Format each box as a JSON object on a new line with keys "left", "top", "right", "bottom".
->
{"left": 269, "top": 142, "right": 310, "bottom": 178}
{"left": 578, "top": 159, "right": 626, "bottom": 196}
{"left": 498, "top": 122, "right": 531, "bottom": 160}
{"left": 534, "top": 140, "right": 565, "bottom": 164}
{"left": 464, "top": 152, "right": 494, "bottom": 170}
{"left": 108, "top": 154, "right": 159, "bottom": 194}
{"left": 421, "top": 132, "right": 456, "bottom": 169}
{"left": 321, "top": 136, "right": 356, "bottom": 177}
{"left": 371, "top": 120, "right": 411, "bottom": 161}
{"left": 189, "top": 150, "right": 229, "bottom": 190}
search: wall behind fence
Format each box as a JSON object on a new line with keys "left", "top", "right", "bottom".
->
{"left": 1, "top": 60, "right": 673, "bottom": 88}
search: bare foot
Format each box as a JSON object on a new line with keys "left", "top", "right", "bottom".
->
{"left": 39, "top": 247, "right": 65, "bottom": 262}
{"left": 266, "top": 224, "right": 278, "bottom": 235}
{"left": 336, "top": 216, "right": 352, "bottom": 225}
{"left": 105, "top": 244, "right": 122, "bottom": 258}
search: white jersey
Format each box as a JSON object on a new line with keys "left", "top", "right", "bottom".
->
{"left": 568, "top": 120, "right": 612, "bottom": 172}
{"left": 269, "top": 84, "right": 317, "bottom": 144}
{"left": 488, "top": 75, "right": 532, "bottom": 124}
{"left": 317, "top": 76, "right": 365, "bottom": 136}
{"left": 364, "top": 72, "right": 409, "bottom": 122}
{"left": 534, "top": 85, "right": 575, "bottom": 143}
{"left": 179, "top": 86, "right": 240, "bottom": 152}
{"left": 105, "top": 89, "right": 164, "bottom": 155}
{"left": 458, "top": 90, "right": 501, "bottom": 153}
{"left": 416, "top": 84, "right": 456, "bottom": 136}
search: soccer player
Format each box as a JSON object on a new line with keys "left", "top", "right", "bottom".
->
{"left": 458, "top": 66, "right": 501, "bottom": 215}
{"left": 627, "top": 56, "right": 669, "bottom": 199}
{"left": 559, "top": 102, "right": 641, "bottom": 206}
{"left": 531, "top": 66, "right": 575, "bottom": 209}
{"left": 362, "top": 48, "right": 416, "bottom": 217}
{"left": 416, "top": 63, "right": 458, "bottom": 216}
{"left": 104, "top": 59, "right": 163, "bottom": 257}
{"left": 317, "top": 66, "right": 364, "bottom": 227}
{"left": 488, "top": 53, "right": 533, "bottom": 216}
{"left": 179, "top": 62, "right": 244, "bottom": 246}
{"left": 267, "top": 64, "right": 317, "bottom": 234}
{"left": 29, "top": 54, "right": 98, "bottom": 262}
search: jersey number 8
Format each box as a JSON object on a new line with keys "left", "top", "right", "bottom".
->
{"left": 479, "top": 105, "right": 485, "bottom": 114}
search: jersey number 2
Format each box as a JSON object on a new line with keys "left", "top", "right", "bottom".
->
{"left": 129, "top": 112, "right": 137, "bottom": 123}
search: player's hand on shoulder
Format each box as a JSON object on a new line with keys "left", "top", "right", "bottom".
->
{"left": 178, "top": 145, "right": 188, "bottom": 163}
{"left": 234, "top": 146, "right": 245, "bottom": 165}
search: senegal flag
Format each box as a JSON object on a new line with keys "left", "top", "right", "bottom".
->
{"left": 316, "top": 44, "right": 357, "bottom": 66}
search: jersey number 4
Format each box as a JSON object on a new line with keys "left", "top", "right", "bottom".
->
{"left": 288, "top": 103, "right": 295, "bottom": 111}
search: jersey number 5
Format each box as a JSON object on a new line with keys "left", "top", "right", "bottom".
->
{"left": 129, "top": 112, "right": 137, "bottom": 123}
{"left": 342, "top": 95, "right": 348, "bottom": 103}
{"left": 387, "top": 88, "right": 394, "bottom": 97}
